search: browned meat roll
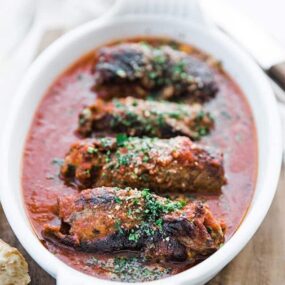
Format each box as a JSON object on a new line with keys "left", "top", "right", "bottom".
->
{"left": 78, "top": 97, "right": 214, "bottom": 140}
{"left": 92, "top": 43, "right": 218, "bottom": 102}
{"left": 43, "top": 187, "right": 225, "bottom": 263}
{"left": 60, "top": 136, "right": 225, "bottom": 193}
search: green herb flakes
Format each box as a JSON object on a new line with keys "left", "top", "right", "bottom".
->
{"left": 114, "top": 197, "right": 122, "bottom": 204}
{"left": 87, "top": 146, "right": 97, "bottom": 154}
{"left": 116, "top": 133, "right": 128, "bottom": 146}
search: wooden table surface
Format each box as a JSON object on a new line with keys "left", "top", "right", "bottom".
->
{"left": 1, "top": 32, "right": 285, "bottom": 285}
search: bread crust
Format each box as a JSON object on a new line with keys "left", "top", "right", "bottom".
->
{"left": 0, "top": 239, "right": 30, "bottom": 285}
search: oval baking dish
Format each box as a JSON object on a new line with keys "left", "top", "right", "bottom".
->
{"left": 0, "top": 1, "right": 282, "bottom": 284}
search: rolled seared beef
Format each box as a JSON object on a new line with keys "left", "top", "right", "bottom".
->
{"left": 43, "top": 187, "right": 225, "bottom": 263}
{"left": 61, "top": 136, "right": 225, "bottom": 193}
{"left": 78, "top": 97, "right": 214, "bottom": 140}
{"left": 92, "top": 43, "right": 218, "bottom": 102}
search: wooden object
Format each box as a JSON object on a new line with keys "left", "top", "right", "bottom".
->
{"left": 268, "top": 62, "right": 285, "bottom": 93}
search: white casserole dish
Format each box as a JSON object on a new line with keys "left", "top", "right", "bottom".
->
{"left": 0, "top": 0, "right": 282, "bottom": 284}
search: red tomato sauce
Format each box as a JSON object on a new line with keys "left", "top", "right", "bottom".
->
{"left": 22, "top": 38, "right": 257, "bottom": 282}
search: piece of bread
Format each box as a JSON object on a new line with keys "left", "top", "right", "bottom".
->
{"left": 0, "top": 239, "right": 30, "bottom": 285}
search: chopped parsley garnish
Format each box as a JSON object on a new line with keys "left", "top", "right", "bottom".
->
{"left": 148, "top": 71, "right": 157, "bottom": 79}
{"left": 117, "top": 153, "right": 132, "bottom": 166}
{"left": 109, "top": 96, "right": 212, "bottom": 139}
{"left": 168, "top": 111, "right": 182, "bottom": 119}
{"left": 142, "top": 155, "right": 149, "bottom": 162}
{"left": 132, "top": 100, "right": 138, "bottom": 107}
{"left": 206, "top": 226, "right": 213, "bottom": 234}
{"left": 197, "top": 110, "right": 206, "bottom": 120}
{"left": 198, "top": 127, "right": 208, "bottom": 136}
{"left": 133, "top": 198, "right": 139, "bottom": 205}
{"left": 116, "top": 133, "right": 128, "bottom": 146}
{"left": 172, "top": 61, "right": 186, "bottom": 75}
{"left": 128, "top": 230, "right": 140, "bottom": 242}
{"left": 127, "top": 208, "right": 133, "bottom": 216}
{"left": 100, "top": 138, "right": 112, "bottom": 147}
{"left": 155, "top": 218, "right": 163, "bottom": 229}
{"left": 87, "top": 146, "right": 97, "bottom": 154}
{"left": 114, "top": 197, "right": 122, "bottom": 204}
{"left": 113, "top": 99, "right": 124, "bottom": 108}
{"left": 115, "top": 219, "right": 124, "bottom": 235}
{"left": 87, "top": 256, "right": 171, "bottom": 282}
{"left": 125, "top": 189, "right": 186, "bottom": 242}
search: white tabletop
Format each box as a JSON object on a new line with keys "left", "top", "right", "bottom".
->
{"left": 227, "top": 0, "right": 285, "bottom": 47}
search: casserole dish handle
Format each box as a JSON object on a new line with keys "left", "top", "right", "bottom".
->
{"left": 108, "top": 0, "right": 211, "bottom": 27}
